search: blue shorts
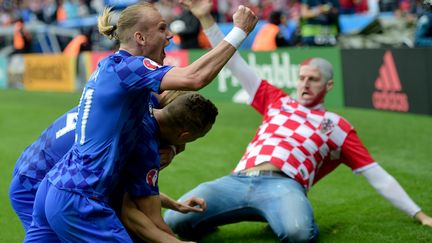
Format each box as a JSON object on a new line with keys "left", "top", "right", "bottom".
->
{"left": 24, "top": 178, "right": 132, "bottom": 242}
{"left": 9, "top": 175, "right": 38, "bottom": 232}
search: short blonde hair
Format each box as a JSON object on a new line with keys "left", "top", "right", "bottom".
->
{"left": 97, "top": 3, "right": 156, "bottom": 43}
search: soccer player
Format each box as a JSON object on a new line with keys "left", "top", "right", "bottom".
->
{"left": 12, "top": 92, "right": 214, "bottom": 242}
{"left": 164, "top": 2, "right": 432, "bottom": 242}
{"left": 24, "top": 1, "right": 257, "bottom": 242}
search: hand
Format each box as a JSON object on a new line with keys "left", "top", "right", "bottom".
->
{"left": 319, "top": 4, "right": 331, "bottom": 13}
{"left": 176, "top": 197, "right": 207, "bottom": 214}
{"left": 179, "top": 0, "right": 212, "bottom": 19}
{"left": 232, "top": 5, "right": 258, "bottom": 34}
{"left": 159, "top": 145, "right": 176, "bottom": 170}
{"left": 415, "top": 211, "right": 432, "bottom": 227}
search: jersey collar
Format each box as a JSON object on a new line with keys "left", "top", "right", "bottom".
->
{"left": 116, "top": 50, "right": 132, "bottom": 57}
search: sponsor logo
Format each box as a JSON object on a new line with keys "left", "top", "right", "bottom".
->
{"left": 217, "top": 52, "right": 299, "bottom": 103}
{"left": 372, "top": 51, "right": 409, "bottom": 112}
{"left": 143, "top": 58, "right": 160, "bottom": 70}
{"left": 319, "top": 118, "right": 334, "bottom": 134}
{"left": 146, "top": 169, "right": 159, "bottom": 187}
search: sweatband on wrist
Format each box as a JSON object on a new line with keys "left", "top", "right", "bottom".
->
{"left": 223, "top": 27, "right": 247, "bottom": 49}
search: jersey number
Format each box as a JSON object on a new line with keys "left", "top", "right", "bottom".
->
{"left": 79, "top": 88, "right": 94, "bottom": 145}
{"left": 55, "top": 112, "right": 78, "bottom": 139}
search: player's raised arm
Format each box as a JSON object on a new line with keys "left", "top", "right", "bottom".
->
{"left": 160, "top": 3, "right": 258, "bottom": 91}
{"left": 183, "top": 0, "right": 262, "bottom": 100}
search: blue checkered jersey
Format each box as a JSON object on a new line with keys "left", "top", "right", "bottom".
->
{"left": 109, "top": 111, "right": 161, "bottom": 212}
{"left": 47, "top": 50, "right": 172, "bottom": 202}
{"left": 14, "top": 107, "right": 78, "bottom": 191}
{"left": 13, "top": 96, "right": 161, "bottom": 194}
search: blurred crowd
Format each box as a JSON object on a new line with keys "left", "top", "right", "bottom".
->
{"left": 1, "top": 0, "right": 432, "bottom": 53}
{"left": 0, "top": 0, "right": 102, "bottom": 25}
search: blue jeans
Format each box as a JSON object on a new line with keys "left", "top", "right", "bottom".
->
{"left": 164, "top": 174, "right": 319, "bottom": 243}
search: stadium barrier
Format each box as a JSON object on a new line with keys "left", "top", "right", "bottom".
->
{"left": 57, "top": 47, "right": 344, "bottom": 108}
{"left": 0, "top": 48, "right": 344, "bottom": 107}
{"left": 341, "top": 48, "right": 432, "bottom": 115}
{"left": 4, "top": 47, "right": 432, "bottom": 115}
{"left": 188, "top": 47, "right": 344, "bottom": 108}
{"left": 23, "top": 54, "right": 76, "bottom": 92}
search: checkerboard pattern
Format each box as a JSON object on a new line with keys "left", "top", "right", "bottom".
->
{"left": 47, "top": 51, "right": 169, "bottom": 202}
{"left": 16, "top": 123, "right": 57, "bottom": 190}
{"left": 233, "top": 81, "right": 353, "bottom": 190}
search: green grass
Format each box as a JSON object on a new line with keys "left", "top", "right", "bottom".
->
{"left": 1, "top": 89, "right": 432, "bottom": 242}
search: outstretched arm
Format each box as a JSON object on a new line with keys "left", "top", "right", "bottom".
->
{"left": 161, "top": 1, "right": 258, "bottom": 91}
{"left": 360, "top": 165, "right": 432, "bottom": 227}
{"left": 182, "top": 0, "right": 261, "bottom": 101}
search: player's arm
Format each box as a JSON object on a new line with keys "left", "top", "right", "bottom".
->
{"left": 342, "top": 131, "right": 432, "bottom": 227}
{"left": 131, "top": 193, "right": 174, "bottom": 235}
{"left": 160, "top": 192, "right": 206, "bottom": 213}
{"left": 160, "top": 2, "right": 258, "bottom": 91}
{"left": 185, "top": 0, "right": 261, "bottom": 98}
{"left": 121, "top": 193, "right": 195, "bottom": 242}
{"left": 121, "top": 193, "right": 179, "bottom": 242}
{"left": 360, "top": 165, "right": 432, "bottom": 227}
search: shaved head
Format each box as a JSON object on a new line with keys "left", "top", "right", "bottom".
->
{"left": 301, "top": 58, "right": 333, "bottom": 82}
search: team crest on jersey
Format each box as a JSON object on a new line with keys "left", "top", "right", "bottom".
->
{"left": 146, "top": 169, "right": 159, "bottom": 187}
{"left": 143, "top": 58, "right": 160, "bottom": 70}
{"left": 319, "top": 118, "right": 334, "bottom": 134}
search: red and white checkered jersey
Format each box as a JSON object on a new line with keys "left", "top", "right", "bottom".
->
{"left": 233, "top": 80, "right": 376, "bottom": 190}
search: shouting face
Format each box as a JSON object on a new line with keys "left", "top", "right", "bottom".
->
{"left": 296, "top": 64, "right": 333, "bottom": 107}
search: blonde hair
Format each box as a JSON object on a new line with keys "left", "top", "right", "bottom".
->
{"left": 97, "top": 3, "right": 156, "bottom": 43}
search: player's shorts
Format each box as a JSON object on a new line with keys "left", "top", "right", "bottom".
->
{"left": 24, "top": 178, "right": 132, "bottom": 242}
{"left": 9, "top": 175, "right": 38, "bottom": 232}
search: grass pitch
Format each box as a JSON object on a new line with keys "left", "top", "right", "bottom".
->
{"left": 1, "top": 89, "right": 431, "bottom": 242}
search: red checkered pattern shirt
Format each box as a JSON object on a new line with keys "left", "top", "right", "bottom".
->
{"left": 233, "top": 80, "right": 375, "bottom": 190}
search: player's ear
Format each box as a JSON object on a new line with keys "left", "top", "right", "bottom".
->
{"left": 178, "top": 131, "right": 191, "bottom": 141}
{"left": 134, "top": 31, "right": 146, "bottom": 45}
{"left": 326, "top": 79, "right": 334, "bottom": 92}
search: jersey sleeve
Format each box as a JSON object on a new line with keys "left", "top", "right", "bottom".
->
{"left": 124, "top": 159, "right": 160, "bottom": 197}
{"left": 250, "top": 80, "right": 288, "bottom": 115}
{"left": 340, "top": 130, "right": 376, "bottom": 172}
{"left": 115, "top": 56, "right": 173, "bottom": 92}
{"left": 123, "top": 139, "right": 161, "bottom": 197}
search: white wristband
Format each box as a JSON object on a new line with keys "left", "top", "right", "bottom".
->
{"left": 223, "top": 27, "right": 247, "bottom": 49}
